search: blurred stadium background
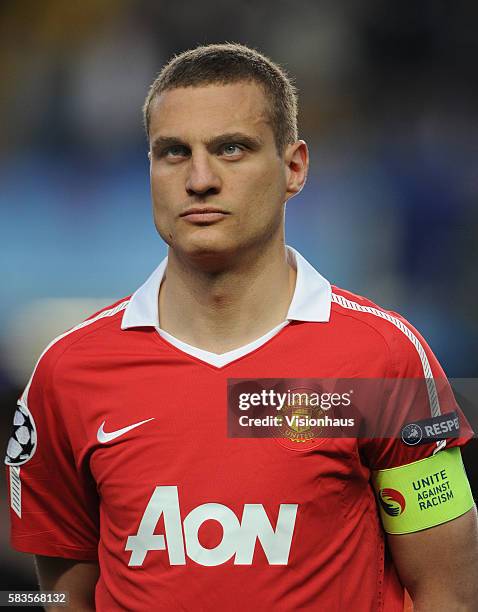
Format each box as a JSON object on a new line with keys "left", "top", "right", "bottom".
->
{"left": 1, "top": 0, "right": 477, "bottom": 599}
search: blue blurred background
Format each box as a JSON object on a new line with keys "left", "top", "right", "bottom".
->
{"left": 1, "top": 0, "right": 477, "bottom": 595}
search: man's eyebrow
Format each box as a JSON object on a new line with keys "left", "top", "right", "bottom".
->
{"left": 205, "top": 132, "right": 264, "bottom": 150}
{"left": 151, "top": 136, "right": 187, "bottom": 151}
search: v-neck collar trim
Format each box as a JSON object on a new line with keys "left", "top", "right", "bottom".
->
{"left": 121, "top": 246, "right": 331, "bottom": 367}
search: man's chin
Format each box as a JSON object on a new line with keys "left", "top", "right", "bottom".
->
{"left": 173, "top": 236, "right": 242, "bottom": 272}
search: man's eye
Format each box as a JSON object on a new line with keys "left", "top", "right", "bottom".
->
{"left": 220, "top": 144, "right": 243, "bottom": 157}
{"left": 164, "top": 145, "right": 189, "bottom": 158}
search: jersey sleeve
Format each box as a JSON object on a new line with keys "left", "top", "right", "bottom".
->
{"left": 5, "top": 344, "right": 99, "bottom": 560}
{"left": 359, "top": 312, "right": 474, "bottom": 471}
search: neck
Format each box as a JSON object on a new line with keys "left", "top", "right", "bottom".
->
{"left": 158, "top": 239, "right": 296, "bottom": 354}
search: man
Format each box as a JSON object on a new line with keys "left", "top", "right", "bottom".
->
{"left": 5, "top": 43, "right": 478, "bottom": 611}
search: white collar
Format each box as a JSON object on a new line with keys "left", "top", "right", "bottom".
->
{"left": 121, "top": 246, "right": 331, "bottom": 330}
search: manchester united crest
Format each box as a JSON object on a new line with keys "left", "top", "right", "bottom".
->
{"left": 277, "top": 388, "right": 325, "bottom": 443}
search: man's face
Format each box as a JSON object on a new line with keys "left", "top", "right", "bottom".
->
{"left": 148, "top": 82, "right": 306, "bottom": 266}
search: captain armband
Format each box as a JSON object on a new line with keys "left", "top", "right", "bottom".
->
{"left": 371, "top": 447, "right": 474, "bottom": 534}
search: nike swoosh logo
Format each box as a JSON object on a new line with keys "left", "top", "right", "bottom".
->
{"left": 97, "top": 418, "right": 155, "bottom": 443}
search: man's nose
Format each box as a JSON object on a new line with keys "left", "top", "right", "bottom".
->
{"left": 185, "top": 153, "right": 221, "bottom": 196}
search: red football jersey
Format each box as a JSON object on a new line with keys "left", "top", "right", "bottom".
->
{"left": 6, "top": 248, "right": 473, "bottom": 611}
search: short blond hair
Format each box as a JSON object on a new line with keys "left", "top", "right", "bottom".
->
{"left": 143, "top": 43, "right": 298, "bottom": 152}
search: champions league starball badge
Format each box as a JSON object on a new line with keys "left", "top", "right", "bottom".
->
{"left": 401, "top": 422, "right": 423, "bottom": 446}
{"left": 5, "top": 401, "right": 37, "bottom": 466}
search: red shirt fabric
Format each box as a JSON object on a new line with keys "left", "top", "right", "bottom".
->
{"left": 6, "top": 249, "right": 472, "bottom": 611}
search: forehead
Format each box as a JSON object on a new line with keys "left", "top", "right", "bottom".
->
{"left": 148, "top": 82, "right": 273, "bottom": 142}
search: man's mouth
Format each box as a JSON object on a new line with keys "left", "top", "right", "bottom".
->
{"left": 180, "top": 207, "right": 230, "bottom": 224}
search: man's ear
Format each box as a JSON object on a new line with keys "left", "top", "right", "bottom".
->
{"left": 284, "top": 140, "right": 309, "bottom": 202}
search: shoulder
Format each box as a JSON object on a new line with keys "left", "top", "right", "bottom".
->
{"left": 330, "top": 285, "right": 410, "bottom": 333}
{"left": 329, "top": 285, "right": 443, "bottom": 378}
{"left": 39, "top": 296, "right": 130, "bottom": 363}
{"left": 21, "top": 297, "right": 131, "bottom": 402}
